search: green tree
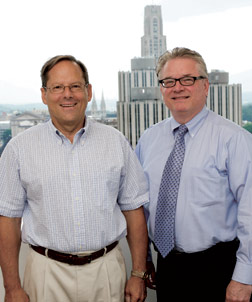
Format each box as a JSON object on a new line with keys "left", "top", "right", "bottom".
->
{"left": 242, "top": 104, "right": 252, "bottom": 122}
{"left": 0, "top": 129, "right": 12, "bottom": 156}
{"left": 243, "top": 122, "right": 252, "bottom": 134}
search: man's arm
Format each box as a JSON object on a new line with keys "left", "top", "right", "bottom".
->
{"left": 226, "top": 131, "right": 252, "bottom": 301}
{"left": 123, "top": 206, "right": 148, "bottom": 302}
{"left": 0, "top": 216, "right": 29, "bottom": 302}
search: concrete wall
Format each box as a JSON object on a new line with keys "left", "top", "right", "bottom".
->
{"left": 0, "top": 240, "right": 157, "bottom": 302}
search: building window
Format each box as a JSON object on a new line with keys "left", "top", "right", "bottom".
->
{"left": 153, "top": 18, "right": 158, "bottom": 34}
{"left": 150, "top": 72, "right": 153, "bottom": 87}
{"left": 232, "top": 86, "right": 235, "bottom": 122}
{"left": 210, "top": 86, "right": 214, "bottom": 110}
{"left": 129, "top": 103, "right": 132, "bottom": 145}
{"left": 218, "top": 86, "right": 222, "bottom": 116}
{"left": 153, "top": 103, "right": 156, "bottom": 124}
{"left": 142, "top": 71, "right": 147, "bottom": 87}
{"left": 226, "top": 86, "right": 229, "bottom": 119}
{"left": 134, "top": 72, "right": 139, "bottom": 87}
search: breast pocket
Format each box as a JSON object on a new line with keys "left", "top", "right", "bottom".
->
{"left": 188, "top": 165, "right": 229, "bottom": 207}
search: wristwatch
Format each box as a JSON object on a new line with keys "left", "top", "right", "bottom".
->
{"left": 131, "top": 270, "right": 149, "bottom": 280}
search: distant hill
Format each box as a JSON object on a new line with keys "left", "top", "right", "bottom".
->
{"left": 0, "top": 99, "right": 118, "bottom": 114}
{"left": 229, "top": 70, "right": 252, "bottom": 105}
{"left": 242, "top": 91, "right": 252, "bottom": 105}
{"left": 230, "top": 70, "right": 252, "bottom": 94}
{"left": 0, "top": 103, "right": 47, "bottom": 113}
{"left": 243, "top": 103, "right": 252, "bottom": 122}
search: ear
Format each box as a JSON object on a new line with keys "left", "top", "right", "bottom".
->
{"left": 160, "top": 84, "right": 166, "bottom": 96}
{"left": 203, "top": 79, "right": 210, "bottom": 97}
{"left": 87, "top": 84, "right": 92, "bottom": 102}
{"left": 41, "top": 87, "right": 48, "bottom": 105}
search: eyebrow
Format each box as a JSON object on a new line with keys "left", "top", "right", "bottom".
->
{"left": 161, "top": 74, "right": 195, "bottom": 80}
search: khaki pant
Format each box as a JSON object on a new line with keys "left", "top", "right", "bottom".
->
{"left": 23, "top": 245, "right": 127, "bottom": 302}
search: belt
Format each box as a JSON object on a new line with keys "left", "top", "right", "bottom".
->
{"left": 31, "top": 241, "right": 118, "bottom": 265}
{"left": 169, "top": 238, "right": 239, "bottom": 256}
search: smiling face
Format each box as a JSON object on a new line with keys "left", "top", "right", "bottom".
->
{"left": 159, "top": 57, "right": 209, "bottom": 124}
{"left": 41, "top": 60, "right": 92, "bottom": 137}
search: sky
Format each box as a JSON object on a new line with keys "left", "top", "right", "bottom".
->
{"left": 1, "top": 0, "right": 252, "bottom": 110}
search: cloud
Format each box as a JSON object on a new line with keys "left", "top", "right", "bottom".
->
{"left": 1, "top": 0, "right": 252, "bottom": 105}
{"left": 159, "top": 0, "right": 252, "bottom": 21}
{"left": 163, "top": 6, "right": 252, "bottom": 75}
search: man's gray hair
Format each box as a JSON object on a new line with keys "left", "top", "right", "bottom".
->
{"left": 156, "top": 47, "right": 208, "bottom": 79}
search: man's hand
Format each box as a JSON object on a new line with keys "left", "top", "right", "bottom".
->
{"left": 226, "top": 280, "right": 252, "bottom": 302}
{"left": 145, "top": 260, "right": 156, "bottom": 290}
{"left": 125, "top": 276, "right": 146, "bottom": 302}
{"left": 5, "top": 288, "right": 29, "bottom": 302}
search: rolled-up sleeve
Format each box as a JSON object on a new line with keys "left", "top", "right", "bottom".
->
{"left": 117, "top": 136, "right": 149, "bottom": 211}
{"left": 0, "top": 140, "right": 26, "bottom": 217}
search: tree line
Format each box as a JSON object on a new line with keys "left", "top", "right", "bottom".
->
{"left": 242, "top": 104, "right": 252, "bottom": 133}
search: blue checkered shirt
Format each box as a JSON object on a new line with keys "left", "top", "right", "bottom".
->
{"left": 0, "top": 118, "right": 148, "bottom": 252}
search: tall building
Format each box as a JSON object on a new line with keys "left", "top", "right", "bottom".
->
{"left": 207, "top": 70, "right": 242, "bottom": 125}
{"left": 117, "top": 6, "right": 242, "bottom": 147}
{"left": 117, "top": 5, "right": 169, "bottom": 147}
{"left": 141, "top": 5, "right": 167, "bottom": 58}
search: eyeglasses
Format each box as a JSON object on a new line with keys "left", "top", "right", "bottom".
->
{"left": 159, "top": 76, "right": 206, "bottom": 88}
{"left": 44, "top": 83, "right": 89, "bottom": 94}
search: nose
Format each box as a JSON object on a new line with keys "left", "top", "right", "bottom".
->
{"left": 173, "top": 80, "right": 184, "bottom": 91}
{"left": 63, "top": 86, "right": 73, "bottom": 97}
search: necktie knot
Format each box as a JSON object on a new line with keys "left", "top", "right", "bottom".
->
{"left": 177, "top": 124, "right": 188, "bottom": 137}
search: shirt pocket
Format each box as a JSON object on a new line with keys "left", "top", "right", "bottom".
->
{"left": 188, "top": 166, "right": 229, "bottom": 207}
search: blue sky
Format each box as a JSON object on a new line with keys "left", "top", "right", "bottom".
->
{"left": 1, "top": 0, "right": 252, "bottom": 109}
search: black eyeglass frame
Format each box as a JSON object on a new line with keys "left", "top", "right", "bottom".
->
{"left": 159, "top": 76, "right": 206, "bottom": 88}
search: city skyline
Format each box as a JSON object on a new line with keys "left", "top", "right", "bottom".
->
{"left": 1, "top": 0, "right": 252, "bottom": 109}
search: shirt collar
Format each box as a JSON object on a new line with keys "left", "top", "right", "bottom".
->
{"left": 48, "top": 118, "right": 86, "bottom": 145}
{"left": 171, "top": 106, "right": 209, "bottom": 138}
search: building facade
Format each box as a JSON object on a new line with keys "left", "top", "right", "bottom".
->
{"left": 10, "top": 112, "right": 47, "bottom": 137}
{"left": 207, "top": 70, "right": 242, "bottom": 126}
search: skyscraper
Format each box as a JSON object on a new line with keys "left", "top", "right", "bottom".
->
{"left": 207, "top": 70, "right": 242, "bottom": 124}
{"left": 141, "top": 5, "right": 167, "bottom": 58}
{"left": 118, "top": 5, "right": 169, "bottom": 147}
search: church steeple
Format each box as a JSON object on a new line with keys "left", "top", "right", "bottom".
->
{"left": 100, "top": 91, "right": 106, "bottom": 118}
{"left": 91, "top": 91, "right": 98, "bottom": 117}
